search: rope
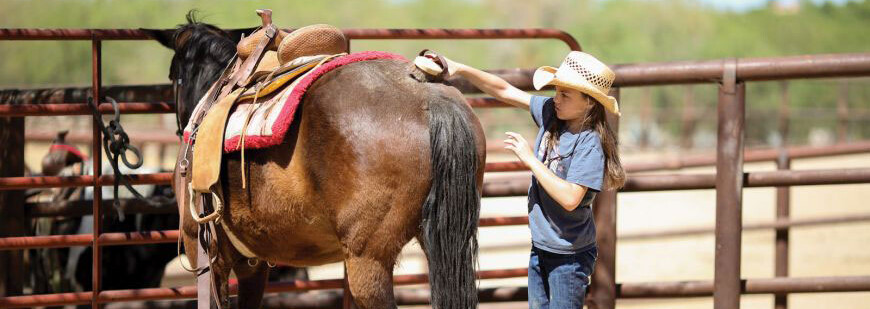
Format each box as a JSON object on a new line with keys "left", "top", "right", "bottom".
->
{"left": 87, "top": 96, "right": 172, "bottom": 221}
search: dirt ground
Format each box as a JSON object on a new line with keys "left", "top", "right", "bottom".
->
{"left": 40, "top": 142, "right": 863, "bottom": 308}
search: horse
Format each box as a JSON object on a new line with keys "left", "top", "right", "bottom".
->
{"left": 32, "top": 131, "right": 178, "bottom": 299}
{"left": 146, "top": 13, "right": 486, "bottom": 309}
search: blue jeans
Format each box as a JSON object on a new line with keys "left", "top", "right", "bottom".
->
{"left": 528, "top": 246, "right": 597, "bottom": 309}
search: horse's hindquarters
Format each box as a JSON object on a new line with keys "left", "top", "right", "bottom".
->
{"left": 218, "top": 59, "right": 438, "bottom": 268}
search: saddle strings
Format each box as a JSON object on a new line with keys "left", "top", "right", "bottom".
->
{"left": 236, "top": 27, "right": 275, "bottom": 189}
{"left": 235, "top": 54, "right": 343, "bottom": 189}
{"left": 237, "top": 81, "right": 267, "bottom": 189}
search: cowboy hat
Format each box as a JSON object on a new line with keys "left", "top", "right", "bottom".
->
{"left": 533, "top": 51, "right": 620, "bottom": 116}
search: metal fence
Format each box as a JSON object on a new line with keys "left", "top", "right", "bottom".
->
{"left": 1, "top": 26, "right": 869, "bottom": 309}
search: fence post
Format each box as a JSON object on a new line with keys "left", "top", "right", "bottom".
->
{"left": 91, "top": 38, "right": 104, "bottom": 309}
{"left": 588, "top": 87, "right": 620, "bottom": 309}
{"left": 775, "top": 80, "right": 791, "bottom": 309}
{"left": 714, "top": 59, "right": 745, "bottom": 309}
{"left": 0, "top": 110, "right": 25, "bottom": 297}
{"left": 774, "top": 151, "right": 791, "bottom": 309}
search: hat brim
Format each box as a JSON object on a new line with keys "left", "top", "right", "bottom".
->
{"left": 533, "top": 66, "right": 621, "bottom": 117}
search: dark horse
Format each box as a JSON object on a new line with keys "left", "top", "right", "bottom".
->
{"left": 146, "top": 13, "right": 485, "bottom": 309}
{"left": 34, "top": 131, "right": 178, "bottom": 298}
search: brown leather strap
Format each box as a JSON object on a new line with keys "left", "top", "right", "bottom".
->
{"left": 190, "top": 10, "right": 277, "bottom": 133}
{"left": 419, "top": 49, "right": 450, "bottom": 81}
{"left": 230, "top": 10, "right": 277, "bottom": 87}
{"left": 188, "top": 57, "right": 241, "bottom": 132}
{"left": 231, "top": 26, "right": 276, "bottom": 87}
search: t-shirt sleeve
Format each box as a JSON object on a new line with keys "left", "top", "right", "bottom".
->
{"left": 529, "top": 95, "right": 552, "bottom": 128}
{"left": 565, "top": 135, "right": 605, "bottom": 192}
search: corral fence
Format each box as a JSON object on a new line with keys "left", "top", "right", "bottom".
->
{"left": 1, "top": 27, "right": 870, "bottom": 309}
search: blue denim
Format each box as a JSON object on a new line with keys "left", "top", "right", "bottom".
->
{"left": 528, "top": 245, "right": 598, "bottom": 309}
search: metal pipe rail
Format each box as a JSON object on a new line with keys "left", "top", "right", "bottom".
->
{"left": 481, "top": 167, "right": 870, "bottom": 197}
{"left": 0, "top": 28, "right": 581, "bottom": 51}
{"left": 0, "top": 230, "right": 179, "bottom": 250}
{"left": 3, "top": 166, "right": 867, "bottom": 194}
{"left": 4, "top": 166, "right": 868, "bottom": 251}
{"left": 4, "top": 53, "right": 869, "bottom": 103}
{"left": 486, "top": 140, "right": 870, "bottom": 173}
{"left": 0, "top": 173, "right": 172, "bottom": 191}
{"left": 3, "top": 274, "right": 869, "bottom": 308}
{"left": 0, "top": 268, "right": 528, "bottom": 308}
{"left": 0, "top": 102, "right": 173, "bottom": 117}
{"left": 0, "top": 98, "right": 507, "bottom": 117}
{"left": 14, "top": 208, "right": 870, "bottom": 249}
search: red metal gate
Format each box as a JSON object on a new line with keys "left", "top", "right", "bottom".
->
{"left": 1, "top": 26, "right": 870, "bottom": 309}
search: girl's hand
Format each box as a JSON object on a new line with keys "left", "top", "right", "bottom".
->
{"left": 504, "top": 132, "right": 536, "bottom": 166}
{"left": 421, "top": 51, "right": 459, "bottom": 77}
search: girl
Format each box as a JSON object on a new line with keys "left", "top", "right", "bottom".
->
{"left": 423, "top": 51, "right": 626, "bottom": 308}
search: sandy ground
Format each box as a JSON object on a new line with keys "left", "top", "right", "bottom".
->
{"left": 26, "top": 140, "right": 867, "bottom": 308}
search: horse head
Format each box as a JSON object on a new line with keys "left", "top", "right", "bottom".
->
{"left": 41, "top": 130, "right": 86, "bottom": 176}
{"left": 143, "top": 11, "right": 253, "bottom": 131}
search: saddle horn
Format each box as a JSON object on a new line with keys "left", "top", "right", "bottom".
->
{"left": 237, "top": 9, "right": 286, "bottom": 60}
{"left": 256, "top": 9, "right": 272, "bottom": 27}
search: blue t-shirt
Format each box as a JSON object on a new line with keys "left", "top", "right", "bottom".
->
{"left": 527, "top": 95, "right": 605, "bottom": 254}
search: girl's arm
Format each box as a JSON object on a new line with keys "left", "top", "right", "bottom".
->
{"left": 504, "top": 132, "right": 588, "bottom": 211}
{"left": 444, "top": 58, "right": 532, "bottom": 110}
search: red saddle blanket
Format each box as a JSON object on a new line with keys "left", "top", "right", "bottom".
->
{"left": 183, "top": 51, "right": 407, "bottom": 153}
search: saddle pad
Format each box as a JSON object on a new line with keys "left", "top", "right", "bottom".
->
{"left": 183, "top": 51, "right": 407, "bottom": 153}
{"left": 222, "top": 51, "right": 406, "bottom": 153}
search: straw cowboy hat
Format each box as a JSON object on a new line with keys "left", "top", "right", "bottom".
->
{"left": 533, "top": 51, "right": 620, "bottom": 116}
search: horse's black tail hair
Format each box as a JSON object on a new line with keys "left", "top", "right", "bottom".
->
{"left": 422, "top": 96, "right": 480, "bottom": 309}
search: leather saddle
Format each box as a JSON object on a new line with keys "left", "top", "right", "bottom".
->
{"left": 182, "top": 10, "right": 347, "bottom": 198}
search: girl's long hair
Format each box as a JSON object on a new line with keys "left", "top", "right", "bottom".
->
{"left": 545, "top": 96, "right": 626, "bottom": 190}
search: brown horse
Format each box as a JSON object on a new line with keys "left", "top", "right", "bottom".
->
{"left": 149, "top": 15, "right": 486, "bottom": 309}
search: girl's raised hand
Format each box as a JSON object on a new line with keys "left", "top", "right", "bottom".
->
{"left": 504, "top": 132, "right": 535, "bottom": 166}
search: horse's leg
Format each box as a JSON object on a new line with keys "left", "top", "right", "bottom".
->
{"left": 233, "top": 261, "right": 268, "bottom": 309}
{"left": 344, "top": 254, "right": 397, "bottom": 309}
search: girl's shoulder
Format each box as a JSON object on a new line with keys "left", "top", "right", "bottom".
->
{"left": 575, "top": 130, "right": 602, "bottom": 151}
{"left": 577, "top": 129, "right": 600, "bottom": 143}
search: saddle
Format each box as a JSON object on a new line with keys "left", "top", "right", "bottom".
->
{"left": 182, "top": 10, "right": 348, "bottom": 195}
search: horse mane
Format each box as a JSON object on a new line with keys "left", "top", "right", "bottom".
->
{"left": 169, "top": 11, "right": 238, "bottom": 129}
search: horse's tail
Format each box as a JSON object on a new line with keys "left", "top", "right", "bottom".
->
{"left": 422, "top": 96, "right": 481, "bottom": 309}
